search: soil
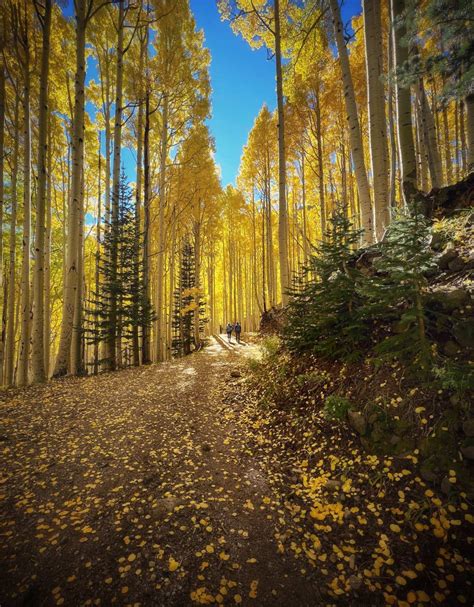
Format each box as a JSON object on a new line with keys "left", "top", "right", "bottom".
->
{"left": 0, "top": 337, "right": 318, "bottom": 607}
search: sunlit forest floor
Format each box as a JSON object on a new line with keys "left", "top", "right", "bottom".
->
{"left": 1, "top": 337, "right": 473, "bottom": 606}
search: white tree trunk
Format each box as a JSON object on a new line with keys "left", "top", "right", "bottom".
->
{"left": 330, "top": 0, "right": 373, "bottom": 243}
{"left": 274, "top": 0, "right": 290, "bottom": 304}
{"left": 390, "top": 0, "right": 417, "bottom": 203}
{"left": 415, "top": 78, "right": 443, "bottom": 189}
{"left": 31, "top": 0, "right": 52, "bottom": 383}
{"left": 363, "top": 0, "right": 389, "bottom": 239}
{"left": 54, "top": 1, "right": 86, "bottom": 376}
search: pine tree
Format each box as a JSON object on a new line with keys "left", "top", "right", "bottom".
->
{"left": 86, "top": 171, "right": 153, "bottom": 371}
{"left": 359, "top": 211, "right": 437, "bottom": 370}
{"left": 172, "top": 240, "right": 207, "bottom": 358}
{"left": 284, "top": 211, "right": 368, "bottom": 361}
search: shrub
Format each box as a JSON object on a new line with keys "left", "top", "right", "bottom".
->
{"left": 323, "top": 395, "right": 351, "bottom": 420}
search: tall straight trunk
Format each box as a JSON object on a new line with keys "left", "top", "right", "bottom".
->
{"left": 71, "top": 171, "right": 85, "bottom": 375}
{"left": 415, "top": 101, "right": 429, "bottom": 192}
{"left": 18, "top": 41, "right": 32, "bottom": 387}
{"left": 5, "top": 97, "right": 20, "bottom": 385}
{"left": 455, "top": 100, "right": 460, "bottom": 180}
{"left": 442, "top": 101, "right": 453, "bottom": 184}
{"left": 44, "top": 129, "right": 52, "bottom": 377}
{"left": 155, "top": 94, "right": 168, "bottom": 362}
{"left": 329, "top": 0, "right": 373, "bottom": 243}
{"left": 466, "top": 94, "right": 474, "bottom": 172}
{"left": 193, "top": 221, "right": 201, "bottom": 348}
{"left": 387, "top": 29, "right": 397, "bottom": 209}
{"left": 301, "top": 151, "right": 310, "bottom": 266}
{"left": 94, "top": 133, "right": 102, "bottom": 374}
{"left": 363, "top": 0, "right": 389, "bottom": 239}
{"left": 0, "top": 35, "right": 5, "bottom": 295}
{"left": 54, "top": 0, "right": 87, "bottom": 376}
{"left": 0, "top": 43, "right": 5, "bottom": 381}
{"left": 132, "top": 99, "right": 143, "bottom": 367}
{"left": 274, "top": 0, "right": 290, "bottom": 304}
{"left": 415, "top": 78, "right": 443, "bottom": 188}
{"left": 106, "top": 0, "right": 125, "bottom": 371}
{"left": 390, "top": 0, "right": 417, "bottom": 203}
{"left": 251, "top": 187, "right": 262, "bottom": 314}
{"left": 142, "top": 89, "right": 151, "bottom": 364}
{"left": 314, "top": 82, "right": 326, "bottom": 237}
{"left": 460, "top": 99, "right": 467, "bottom": 173}
{"left": 31, "top": 0, "right": 52, "bottom": 383}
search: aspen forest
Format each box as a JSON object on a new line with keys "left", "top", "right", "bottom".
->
{"left": 1, "top": 0, "right": 473, "bottom": 606}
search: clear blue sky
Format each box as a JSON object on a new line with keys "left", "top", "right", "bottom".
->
{"left": 190, "top": 0, "right": 362, "bottom": 186}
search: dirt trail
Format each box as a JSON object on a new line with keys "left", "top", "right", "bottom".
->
{"left": 0, "top": 338, "right": 317, "bottom": 607}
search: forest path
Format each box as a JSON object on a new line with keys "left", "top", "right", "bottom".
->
{"left": 0, "top": 337, "right": 317, "bottom": 607}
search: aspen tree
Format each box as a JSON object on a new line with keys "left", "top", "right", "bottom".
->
{"left": 363, "top": 0, "right": 389, "bottom": 239}
{"left": 31, "top": 0, "right": 52, "bottom": 383}
{"left": 329, "top": 0, "right": 373, "bottom": 243}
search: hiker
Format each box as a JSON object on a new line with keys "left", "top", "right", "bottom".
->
{"left": 226, "top": 322, "right": 233, "bottom": 343}
{"left": 234, "top": 321, "right": 242, "bottom": 344}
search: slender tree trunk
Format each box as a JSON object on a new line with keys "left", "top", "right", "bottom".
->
{"left": 274, "top": 0, "right": 290, "bottom": 304}
{"left": 106, "top": 0, "right": 125, "bottom": 371}
{"left": 442, "top": 101, "right": 453, "bottom": 184}
{"left": 155, "top": 94, "right": 168, "bottom": 362}
{"left": 390, "top": 0, "right": 417, "bottom": 203}
{"left": 466, "top": 93, "right": 474, "bottom": 172}
{"left": 54, "top": 0, "right": 87, "bottom": 377}
{"left": 460, "top": 99, "right": 467, "bottom": 173}
{"left": 387, "top": 30, "right": 397, "bottom": 209}
{"left": 0, "top": 41, "right": 5, "bottom": 381}
{"left": 330, "top": 0, "right": 373, "bottom": 242}
{"left": 363, "top": 0, "right": 389, "bottom": 239}
{"left": 31, "top": 0, "right": 52, "bottom": 383}
{"left": 415, "top": 78, "right": 443, "bottom": 189}
{"left": 142, "top": 89, "right": 151, "bottom": 364}
{"left": 71, "top": 171, "right": 85, "bottom": 375}
{"left": 18, "top": 44, "right": 32, "bottom": 387}
{"left": 314, "top": 82, "right": 326, "bottom": 237}
{"left": 44, "top": 128, "right": 52, "bottom": 377}
{"left": 94, "top": 134, "right": 102, "bottom": 374}
{"left": 5, "top": 97, "right": 20, "bottom": 386}
{"left": 193, "top": 220, "right": 201, "bottom": 348}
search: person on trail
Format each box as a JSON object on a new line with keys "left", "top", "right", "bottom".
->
{"left": 234, "top": 321, "right": 242, "bottom": 344}
{"left": 226, "top": 322, "right": 233, "bottom": 343}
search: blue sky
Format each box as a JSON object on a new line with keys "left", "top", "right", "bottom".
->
{"left": 190, "top": 0, "right": 362, "bottom": 186}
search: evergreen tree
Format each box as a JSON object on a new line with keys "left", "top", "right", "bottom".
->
{"left": 284, "top": 212, "right": 368, "bottom": 362}
{"left": 86, "top": 171, "right": 153, "bottom": 370}
{"left": 359, "top": 211, "right": 437, "bottom": 370}
{"left": 172, "top": 240, "right": 207, "bottom": 357}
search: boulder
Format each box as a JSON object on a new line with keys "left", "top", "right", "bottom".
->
{"left": 443, "top": 340, "right": 460, "bottom": 357}
{"left": 437, "top": 244, "right": 458, "bottom": 270}
{"left": 325, "top": 480, "right": 341, "bottom": 492}
{"left": 443, "top": 288, "right": 470, "bottom": 310}
{"left": 453, "top": 319, "right": 474, "bottom": 349}
{"left": 448, "top": 256, "right": 466, "bottom": 272}
{"left": 347, "top": 410, "right": 367, "bottom": 436}
{"left": 430, "top": 231, "right": 446, "bottom": 251}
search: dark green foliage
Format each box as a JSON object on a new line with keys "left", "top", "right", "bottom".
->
{"left": 85, "top": 172, "right": 154, "bottom": 369}
{"left": 398, "top": 0, "right": 474, "bottom": 102}
{"left": 358, "top": 212, "right": 437, "bottom": 371}
{"left": 284, "top": 212, "right": 368, "bottom": 362}
{"left": 323, "top": 395, "right": 351, "bottom": 420}
{"left": 172, "top": 240, "right": 207, "bottom": 357}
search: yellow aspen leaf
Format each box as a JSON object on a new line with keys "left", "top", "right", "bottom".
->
{"left": 169, "top": 557, "right": 180, "bottom": 572}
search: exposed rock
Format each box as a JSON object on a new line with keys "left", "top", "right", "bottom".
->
{"left": 325, "top": 480, "right": 341, "bottom": 492}
{"left": 230, "top": 370, "right": 242, "bottom": 378}
{"left": 461, "top": 445, "right": 474, "bottom": 460}
{"left": 437, "top": 244, "right": 458, "bottom": 270}
{"left": 462, "top": 419, "right": 474, "bottom": 437}
{"left": 448, "top": 256, "right": 466, "bottom": 272}
{"left": 347, "top": 410, "right": 367, "bottom": 436}
{"left": 443, "top": 288, "right": 470, "bottom": 310}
